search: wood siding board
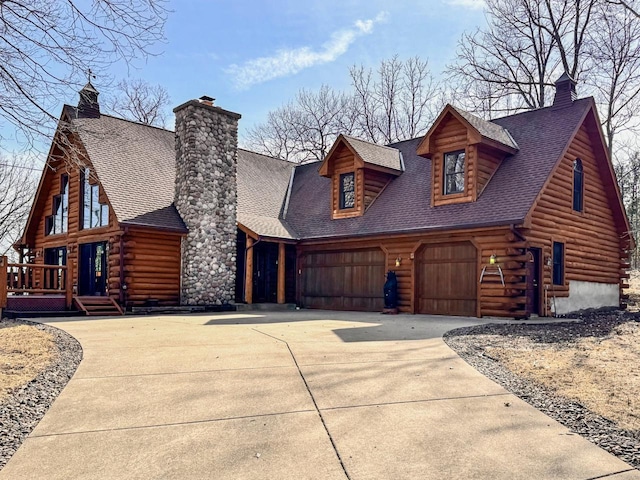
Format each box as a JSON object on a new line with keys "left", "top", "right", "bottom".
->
{"left": 526, "top": 117, "right": 624, "bottom": 305}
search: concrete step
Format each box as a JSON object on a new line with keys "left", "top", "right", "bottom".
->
{"left": 235, "top": 303, "right": 297, "bottom": 312}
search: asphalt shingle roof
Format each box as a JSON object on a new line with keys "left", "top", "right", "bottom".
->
{"left": 451, "top": 106, "right": 519, "bottom": 150}
{"left": 236, "top": 149, "right": 296, "bottom": 239}
{"left": 73, "top": 114, "right": 186, "bottom": 231}
{"left": 69, "top": 98, "right": 595, "bottom": 242}
{"left": 342, "top": 135, "right": 404, "bottom": 172}
{"left": 285, "top": 99, "right": 592, "bottom": 239}
{"left": 73, "top": 115, "right": 296, "bottom": 237}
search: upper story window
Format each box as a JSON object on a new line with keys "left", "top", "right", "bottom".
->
{"left": 339, "top": 172, "right": 356, "bottom": 209}
{"left": 80, "top": 167, "right": 109, "bottom": 229}
{"left": 444, "top": 150, "right": 465, "bottom": 195}
{"left": 552, "top": 241, "right": 565, "bottom": 285}
{"left": 45, "top": 174, "right": 69, "bottom": 236}
{"left": 573, "top": 158, "right": 584, "bottom": 212}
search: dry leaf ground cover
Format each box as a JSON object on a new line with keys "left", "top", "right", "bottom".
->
{"left": 0, "top": 319, "right": 56, "bottom": 402}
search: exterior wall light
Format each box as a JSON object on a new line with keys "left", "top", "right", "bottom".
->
{"left": 489, "top": 254, "right": 497, "bottom": 265}
{"left": 395, "top": 257, "right": 402, "bottom": 267}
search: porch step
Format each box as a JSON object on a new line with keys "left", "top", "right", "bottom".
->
{"left": 235, "top": 303, "right": 297, "bottom": 312}
{"left": 74, "top": 296, "right": 124, "bottom": 316}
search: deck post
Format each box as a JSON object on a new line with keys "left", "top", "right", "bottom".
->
{"left": 0, "top": 256, "right": 7, "bottom": 315}
{"left": 277, "top": 243, "right": 285, "bottom": 304}
{"left": 65, "top": 261, "right": 73, "bottom": 309}
{"left": 244, "top": 237, "right": 254, "bottom": 304}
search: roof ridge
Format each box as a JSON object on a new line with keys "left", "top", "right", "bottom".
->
{"left": 237, "top": 147, "right": 292, "bottom": 164}
{"left": 490, "top": 97, "right": 592, "bottom": 122}
{"left": 68, "top": 105, "right": 175, "bottom": 133}
{"left": 342, "top": 134, "right": 401, "bottom": 152}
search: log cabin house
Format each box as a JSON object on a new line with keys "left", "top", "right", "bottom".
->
{"left": 4, "top": 73, "right": 631, "bottom": 318}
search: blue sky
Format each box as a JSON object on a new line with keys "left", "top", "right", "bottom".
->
{"left": 4, "top": 0, "right": 486, "bottom": 154}
{"left": 103, "top": 0, "right": 486, "bottom": 143}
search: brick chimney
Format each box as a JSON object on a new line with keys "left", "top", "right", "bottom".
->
{"left": 173, "top": 97, "right": 241, "bottom": 306}
{"left": 552, "top": 72, "right": 577, "bottom": 109}
{"left": 77, "top": 81, "right": 100, "bottom": 118}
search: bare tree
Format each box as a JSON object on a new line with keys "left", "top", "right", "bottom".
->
{"left": 350, "top": 55, "right": 441, "bottom": 143}
{"left": 586, "top": 3, "right": 640, "bottom": 156}
{"left": 103, "top": 78, "right": 171, "bottom": 127}
{"left": 0, "top": 154, "right": 38, "bottom": 258}
{"left": 447, "top": 0, "right": 599, "bottom": 116}
{"left": 245, "top": 56, "right": 442, "bottom": 162}
{"left": 245, "top": 85, "right": 356, "bottom": 163}
{"left": 0, "top": 0, "right": 168, "bottom": 146}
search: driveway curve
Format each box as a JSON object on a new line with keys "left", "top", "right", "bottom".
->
{"left": 1, "top": 311, "right": 638, "bottom": 479}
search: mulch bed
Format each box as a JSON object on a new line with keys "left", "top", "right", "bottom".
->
{"left": 0, "top": 319, "right": 82, "bottom": 470}
{"left": 444, "top": 308, "right": 640, "bottom": 470}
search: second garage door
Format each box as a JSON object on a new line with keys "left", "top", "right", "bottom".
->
{"left": 301, "top": 249, "right": 385, "bottom": 311}
{"left": 417, "top": 242, "right": 477, "bottom": 316}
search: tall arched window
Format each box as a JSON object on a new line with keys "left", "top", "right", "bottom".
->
{"left": 573, "top": 158, "right": 583, "bottom": 212}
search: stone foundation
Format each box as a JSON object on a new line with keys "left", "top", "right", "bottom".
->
{"left": 552, "top": 280, "right": 619, "bottom": 315}
{"left": 174, "top": 99, "right": 241, "bottom": 305}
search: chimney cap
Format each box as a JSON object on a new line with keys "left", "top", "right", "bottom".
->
{"left": 199, "top": 96, "right": 215, "bottom": 106}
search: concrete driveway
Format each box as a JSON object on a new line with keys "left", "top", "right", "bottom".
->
{"left": 1, "top": 311, "right": 638, "bottom": 479}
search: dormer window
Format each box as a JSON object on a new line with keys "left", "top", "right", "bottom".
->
{"left": 573, "top": 158, "right": 583, "bottom": 212}
{"left": 339, "top": 172, "right": 356, "bottom": 209}
{"left": 444, "top": 150, "right": 465, "bottom": 195}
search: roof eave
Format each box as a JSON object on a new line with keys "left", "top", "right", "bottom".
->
{"left": 296, "top": 218, "right": 527, "bottom": 242}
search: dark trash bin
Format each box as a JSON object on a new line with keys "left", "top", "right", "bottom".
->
{"left": 383, "top": 270, "right": 398, "bottom": 313}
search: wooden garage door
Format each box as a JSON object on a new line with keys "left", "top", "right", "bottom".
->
{"left": 301, "top": 249, "right": 385, "bottom": 311}
{"left": 417, "top": 242, "right": 477, "bottom": 316}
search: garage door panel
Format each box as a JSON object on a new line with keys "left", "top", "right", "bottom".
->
{"left": 301, "top": 249, "right": 385, "bottom": 312}
{"left": 418, "top": 242, "right": 477, "bottom": 316}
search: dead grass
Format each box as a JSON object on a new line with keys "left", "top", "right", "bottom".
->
{"left": 486, "top": 321, "right": 640, "bottom": 432}
{"left": 626, "top": 269, "right": 640, "bottom": 311}
{"left": 0, "top": 319, "right": 57, "bottom": 402}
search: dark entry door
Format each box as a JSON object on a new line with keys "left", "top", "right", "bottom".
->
{"left": 526, "top": 247, "right": 542, "bottom": 315}
{"left": 79, "top": 242, "right": 107, "bottom": 296}
{"left": 253, "top": 242, "right": 279, "bottom": 303}
{"left": 44, "top": 247, "right": 67, "bottom": 290}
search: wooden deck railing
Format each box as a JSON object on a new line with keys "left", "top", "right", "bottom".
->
{"left": 1, "top": 256, "right": 73, "bottom": 311}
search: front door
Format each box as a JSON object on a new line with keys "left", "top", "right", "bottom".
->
{"left": 79, "top": 242, "right": 108, "bottom": 296}
{"left": 44, "top": 247, "right": 67, "bottom": 290}
{"left": 253, "top": 242, "right": 278, "bottom": 303}
{"left": 526, "top": 248, "right": 542, "bottom": 315}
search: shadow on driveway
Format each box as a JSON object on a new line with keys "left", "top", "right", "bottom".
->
{"left": 204, "top": 310, "right": 491, "bottom": 343}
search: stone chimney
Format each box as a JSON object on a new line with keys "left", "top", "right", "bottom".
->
{"left": 173, "top": 97, "right": 241, "bottom": 306}
{"left": 552, "top": 72, "right": 577, "bottom": 109}
{"left": 77, "top": 81, "right": 100, "bottom": 118}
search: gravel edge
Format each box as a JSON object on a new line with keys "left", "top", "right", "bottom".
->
{"left": 444, "top": 321, "right": 640, "bottom": 470}
{"left": 0, "top": 319, "right": 83, "bottom": 470}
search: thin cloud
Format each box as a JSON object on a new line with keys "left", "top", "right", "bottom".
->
{"left": 226, "top": 12, "right": 389, "bottom": 90}
{"left": 447, "top": 0, "right": 485, "bottom": 9}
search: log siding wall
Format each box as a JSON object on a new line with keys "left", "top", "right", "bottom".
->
{"left": 27, "top": 140, "right": 183, "bottom": 308}
{"left": 298, "top": 225, "right": 526, "bottom": 317}
{"left": 526, "top": 122, "right": 626, "bottom": 309}
{"left": 30, "top": 152, "right": 120, "bottom": 302}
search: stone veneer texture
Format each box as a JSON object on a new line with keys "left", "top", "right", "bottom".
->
{"left": 174, "top": 100, "right": 240, "bottom": 305}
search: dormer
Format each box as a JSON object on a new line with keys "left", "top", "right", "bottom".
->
{"left": 416, "top": 105, "right": 518, "bottom": 206}
{"left": 319, "top": 135, "right": 404, "bottom": 219}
